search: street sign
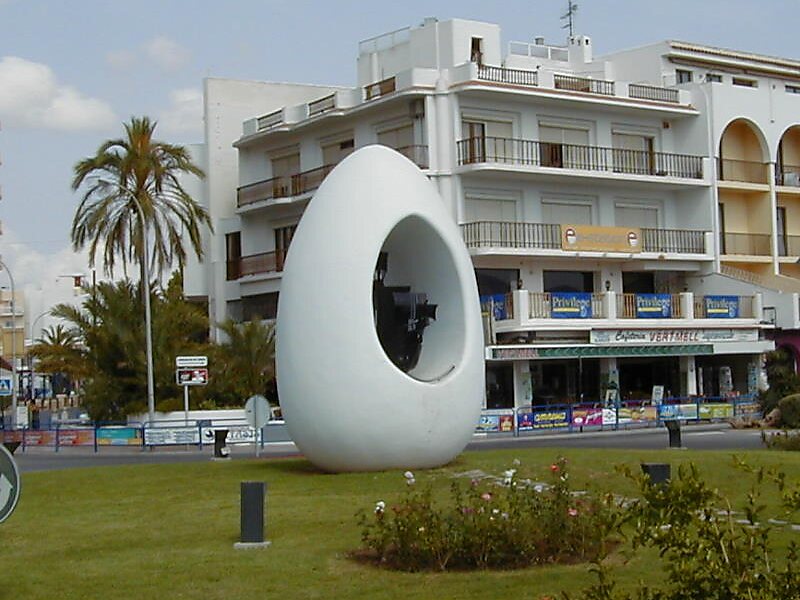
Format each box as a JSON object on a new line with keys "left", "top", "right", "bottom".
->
{"left": 0, "top": 444, "right": 20, "bottom": 523}
{"left": 176, "top": 355, "right": 208, "bottom": 368}
{"left": 245, "top": 395, "right": 270, "bottom": 429}
{"left": 176, "top": 368, "right": 209, "bottom": 386}
{"left": 0, "top": 378, "right": 12, "bottom": 397}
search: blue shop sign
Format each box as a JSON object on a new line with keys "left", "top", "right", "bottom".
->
{"left": 635, "top": 293, "right": 672, "bottom": 319}
{"left": 550, "top": 292, "right": 592, "bottom": 319}
{"left": 705, "top": 295, "right": 739, "bottom": 319}
{"left": 480, "top": 294, "right": 508, "bottom": 320}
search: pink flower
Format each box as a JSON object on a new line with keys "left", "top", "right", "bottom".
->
{"left": 568, "top": 508, "right": 579, "bottom": 517}
{"left": 481, "top": 492, "right": 492, "bottom": 501}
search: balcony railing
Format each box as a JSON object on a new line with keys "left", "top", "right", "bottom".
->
{"left": 640, "top": 228, "right": 706, "bottom": 253}
{"left": 256, "top": 109, "right": 283, "bottom": 132}
{"left": 529, "top": 292, "right": 606, "bottom": 319}
{"left": 554, "top": 74, "right": 615, "bottom": 96}
{"left": 461, "top": 221, "right": 707, "bottom": 254}
{"left": 227, "top": 250, "right": 286, "bottom": 280}
{"left": 461, "top": 221, "right": 561, "bottom": 250}
{"left": 617, "top": 293, "right": 682, "bottom": 319}
{"left": 717, "top": 158, "right": 768, "bottom": 184}
{"left": 237, "top": 164, "right": 336, "bottom": 208}
{"left": 364, "top": 76, "right": 396, "bottom": 101}
{"left": 720, "top": 232, "right": 771, "bottom": 255}
{"left": 477, "top": 64, "right": 538, "bottom": 87}
{"left": 391, "top": 145, "right": 429, "bottom": 169}
{"left": 628, "top": 83, "right": 679, "bottom": 104}
{"left": 777, "top": 164, "right": 800, "bottom": 187}
{"left": 457, "top": 136, "right": 704, "bottom": 179}
{"left": 308, "top": 93, "right": 336, "bottom": 117}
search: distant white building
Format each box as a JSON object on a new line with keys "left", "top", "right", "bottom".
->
{"left": 184, "top": 17, "right": 800, "bottom": 410}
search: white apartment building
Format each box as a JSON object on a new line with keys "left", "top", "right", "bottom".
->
{"left": 185, "top": 17, "right": 800, "bottom": 411}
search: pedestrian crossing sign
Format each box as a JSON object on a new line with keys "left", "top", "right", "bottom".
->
{"left": 0, "top": 378, "right": 12, "bottom": 397}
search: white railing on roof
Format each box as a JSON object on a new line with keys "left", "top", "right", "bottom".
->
{"left": 509, "top": 41, "right": 568, "bottom": 61}
{"left": 358, "top": 27, "right": 411, "bottom": 54}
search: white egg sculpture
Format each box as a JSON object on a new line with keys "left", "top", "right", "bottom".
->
{"left": 276, "top": 145, "right": 484, "bottom": 472}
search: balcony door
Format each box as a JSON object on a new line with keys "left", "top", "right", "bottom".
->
{"left": 377, "top": 123, "right": 415, "bottom": 162}
{"left": 539, "top": 125, "right": 589, "bottom": 169}
{"left": 275, "top": 224, "right": 297, "bottom": 271}
{"left": 612, "top": 133, "right": 654, "bottom": 175}
{"left": 777, "top": 206, "right": 787, "bottom": 256}
{"left": 271, "top": 152, "right": 300, "bottom": 197}
{"left": 322, "top": 138, "right": 354, "bottom": 167}
{"left": 462, "top": 119, "right": 513, "bottom": 163}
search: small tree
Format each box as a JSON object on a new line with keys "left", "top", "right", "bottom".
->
{"left": 759, "top": 348, "right": 800, "bottom": 414}
{"left": 29, "top": 323, "right": 89, "bottom": 395}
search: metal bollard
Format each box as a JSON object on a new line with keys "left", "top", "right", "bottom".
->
{"left": 234, "top": 481, "right": 271, "bottom": 549}
{"left": 213, "top": 430, "right": 230, "bottom": 459}
{"left": 664, "top": 420, "right": 682, "bottom": 448}
{"left": 641, "top": 462, "right": 671, "bottom": 486}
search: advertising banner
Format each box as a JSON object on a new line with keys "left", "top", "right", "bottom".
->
{"left": 550, "top": 292, "right": 593, "bottom": 319}
{"left": 658, "top": 403, "right": 698, "bottom": 420}
{"left": 200, "top": 425, "right": 260, "bottom": 445}
{"left": 144, "top": 426, "right": 199, "bottom": 446}
{"left": 480, "top": 294, "right": 509, "bottom": 321}
{"left": 705, "top": 295, "right": 740, "bottom": 319}
{"left": 561, "top": 224, "right": 641, "bottom": 253}
{"left": 698, "top": 403, "right": 734, "bottom": 419}
{"left": 591, "top": 328, "right": 759, "bottom": 345}
{"left": 23, "top": 431, "right": 56, "bottom": 446}
{"left": 477, "top": 414, "right": 513, "bottom": 433}
{"left": 518, "top": 409, "right": 569, "bottom": 430}
{"left": 635, "top": 294, "right": 672, "bottom": 318}
{"left": 57, "top": 429, "right": 95, "bottom": 446}
{"left": 97, "top": 427, "right": 142, "bottom": 446}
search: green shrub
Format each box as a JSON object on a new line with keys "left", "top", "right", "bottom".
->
{"left": 762, "top": 429, "right": 800, "bottom": 451}
{"left": 569, "top": 460, "right": 800, "bottom": 600}
{"left": 779, "top": 394, "right": 800, "bottom": 428}
{"left": 355, "top": 458, "right": 623, "bottom": 571}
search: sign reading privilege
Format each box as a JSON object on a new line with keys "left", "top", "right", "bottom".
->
{"left": 550, "top": 292, "right": 592, "bottom": 318}
{"left": 561, "top": 224, "right": 641, "bottom": 253}
{"left": 705, "top": 295, "right": 740, "bottom": 318}
{"left": 635, "top": 293, "right": 672, "bottom": 318}
{"left": 591, "top": 329, "right": 759, "bottom": 345}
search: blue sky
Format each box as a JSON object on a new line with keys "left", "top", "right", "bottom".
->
{"left": 0, "top": 0, "right": 798, "bottom": 305}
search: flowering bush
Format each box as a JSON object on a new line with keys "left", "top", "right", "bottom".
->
{"left": 356, "top": 458, "right": 623, "bottom": 571}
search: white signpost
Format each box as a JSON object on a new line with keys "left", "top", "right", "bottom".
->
{"left": 245, "top": 395, "right": 269, "bottom": 457}
{"left": 175, "top": 356, "right": 209, "bottom": 425}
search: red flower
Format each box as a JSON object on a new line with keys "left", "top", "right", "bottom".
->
{"left": 550, "top": 464, "right": 560, "bottom": 472}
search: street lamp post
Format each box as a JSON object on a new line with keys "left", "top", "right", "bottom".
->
{"left": 28, "top": 311, "right": 50, "bottom": 406}
{"left": 0, "top": 258, "right": 17, "bottom": 428}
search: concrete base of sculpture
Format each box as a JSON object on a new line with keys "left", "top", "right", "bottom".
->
{"left": 276, "top": 145, "right": 484, "bottom": 472}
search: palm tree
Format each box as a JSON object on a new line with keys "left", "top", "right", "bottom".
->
{"left": 71, "top": 116, "right": 212, "bottom": 279}
{"left": 29, "top": 323, "right": 89, "bottom": 396}
{"left": 209, "top": 318, "right": 276, "bottom": 406}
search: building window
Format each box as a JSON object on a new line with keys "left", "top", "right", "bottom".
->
{"left": 470, "top": 37, "right": 484, "bottom": 65}
{"left": 543, "top": 271, "right": 594, "bottom": 293}
{"left": 732, "top": 77, "right": 757, "bottom": 88}
{"left": 274, "top": 224, "right": 297, "bottom": 270}
{"left": 225, "top": 232, "right": 242, "bottom": 281}
{"left": 676, "top": 69, "right": 693, "bottom": 84}
{"left": 475, "top": 268, "right": 520, "bottom": 296}
{"left": 786, "top": 84, "right": 800, "bottom": 94}
{"left": 706, "top": 73, "right": 722, "bottom": 83}
{"left": 242, "top": 292, "right": 279, "bottom": 321}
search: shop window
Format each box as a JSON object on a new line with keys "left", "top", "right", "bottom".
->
{"left": 486, "top": 364, "right": 514, "bottom": 409}
{"left": 543, "top": 270, "right": 593, "bottom": 293}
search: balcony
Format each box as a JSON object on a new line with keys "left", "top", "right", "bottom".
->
{"left": 477, "top": 64, "right": 538, "bottom": 87}
{"left": 553, "top": 74, "right": 615, "bottom": 96}
{"left": 720, "top": 233, "right": 771, "bottom": 256}
{"left": 364, "top": 76, "right": 396, "bottom": 101}
{"left": 457, "top": 136, "right": 704, "bottom": 180}
{"left": 226, "top": 250, "right": 286, "bottom": 281}
{"left": 308, "top": 93, "right": 336, "bottom": 117}
{"left": 777, "top": 164, "right": 800, "bottom": 187}
{"left": 778, "top": 235, "right": 800, "bottom": 256}
{"left": 717, "top": 158, "right": 768, "bottom": 184}
{"left": 393, "top": 145, "right": 429, "bottom": 169}
{"left": 237, "top": 165, "right": 335, "bottom": 208}
{"left": 461, "top": 221, "right": 709, "bottom": 257}
{"left": 628, "top": 83, "right": 679, "bottom": 104}
{"left": 256, "top": 109, "right": 283, "bottom": 132}
{"left": 489, "top": 290, "right": 761, "bottom": 327}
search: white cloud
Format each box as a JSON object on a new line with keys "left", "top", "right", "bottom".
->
{"left": 105, "top": 49, "right": 137, "bottom": 70}
{"left": 157, "top": 88, "right": 203, "bottom": 135}
{"left": 144, "top": 36, "right": 190, "bottom": 72}
{"left": 0, "top": 56, "right": 116, "bottom": 131}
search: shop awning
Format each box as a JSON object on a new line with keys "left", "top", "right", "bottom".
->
{"left": 487, "top": 344, "right": 714, "bottom": 361}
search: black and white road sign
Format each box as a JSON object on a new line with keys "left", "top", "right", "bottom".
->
{"left": 0, "top": 445, "right": 20, "bottom": 523}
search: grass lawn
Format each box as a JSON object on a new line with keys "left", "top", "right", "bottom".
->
{"left": 2, "top": 447, "right": 799, "bottom": 599}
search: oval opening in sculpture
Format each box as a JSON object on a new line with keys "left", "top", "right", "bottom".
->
{"left": 372, "top": 214, "right": 465, "bottom": 382}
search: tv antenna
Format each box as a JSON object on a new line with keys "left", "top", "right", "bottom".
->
{"left": 561, "top": 0, "right": 578, "bottom": 37}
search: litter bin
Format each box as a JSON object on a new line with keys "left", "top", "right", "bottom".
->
{"left": 214, "top": 430, "right": 230, "bottom": 459}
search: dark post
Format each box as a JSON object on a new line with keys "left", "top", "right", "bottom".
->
{"left": 213, "top": 429, "right": 230, "bottom": 459}
{"left": 641, "top": 463, "right": 671, "bottom": 485}
{"left": 664, "top": 419, "right": 682, "bottom": 448}
{"left": 240, "top": 481, "right": 266, "bottom": 544}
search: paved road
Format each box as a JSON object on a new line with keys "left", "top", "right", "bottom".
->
{"left": 9, "top": 424, "right": 768, "bottom": 473}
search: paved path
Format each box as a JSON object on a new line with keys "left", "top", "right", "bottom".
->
{"left": 9, "top": 423, "right": 768, "bottom": 473}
